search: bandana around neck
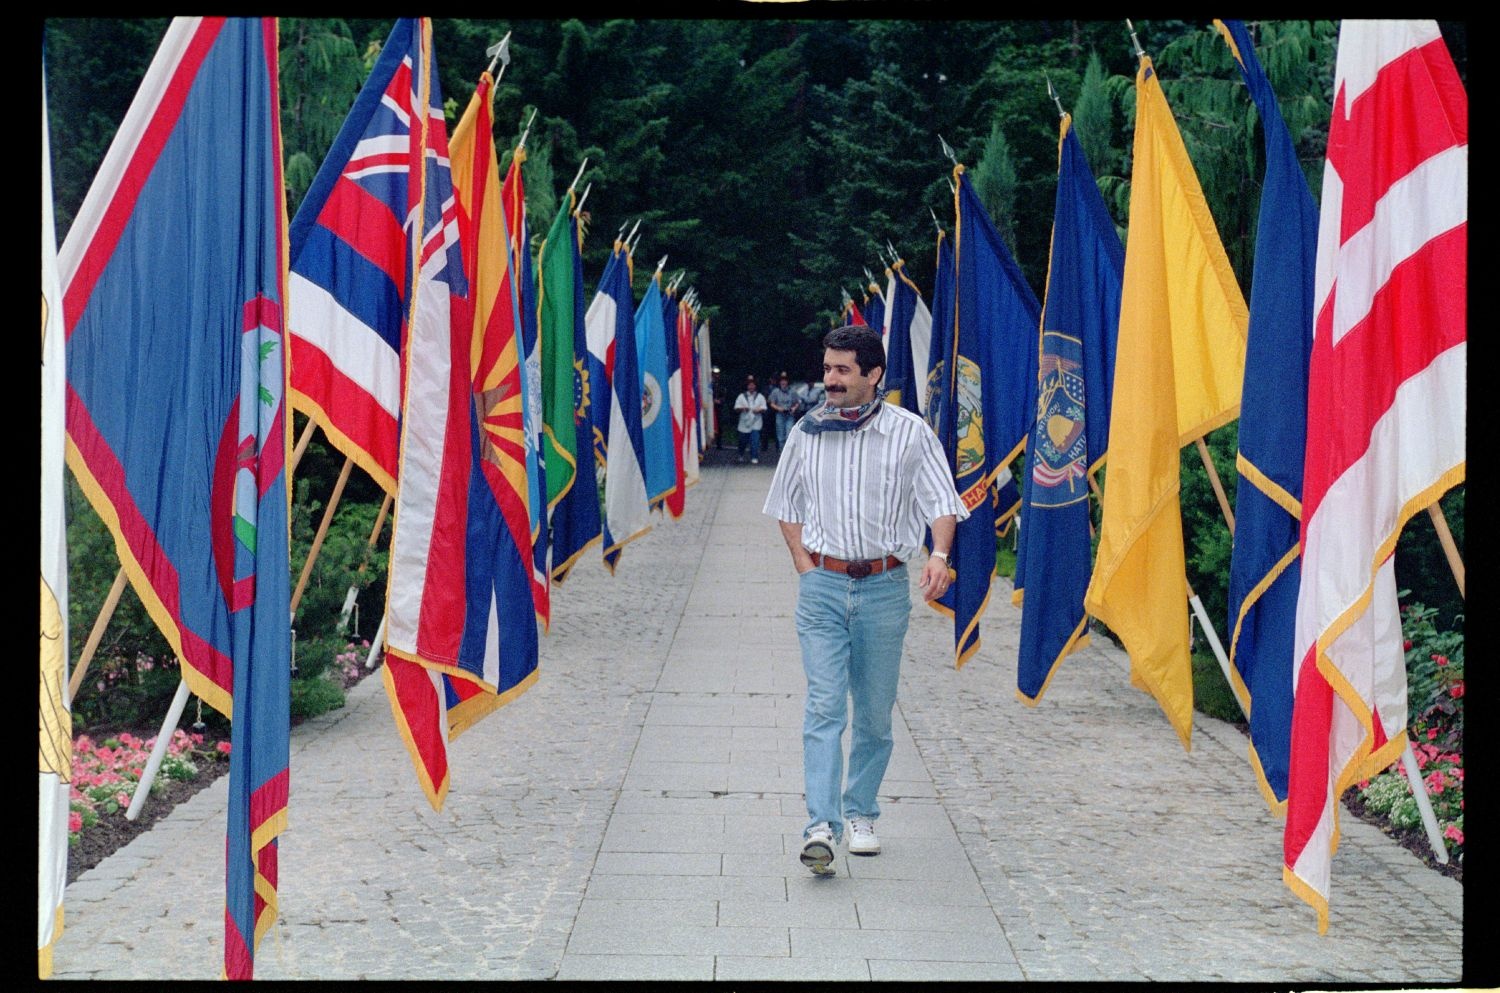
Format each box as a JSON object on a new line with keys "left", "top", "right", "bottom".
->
{"left": 799, "top": 393, "right": 885, "bottom": 435}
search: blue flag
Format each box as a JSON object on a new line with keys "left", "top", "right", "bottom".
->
{"left": 1218, "top": 19, "right": 1317, "bottom": 812}
{"left": 934, "top": 168, "right": 1041, "bottom": 667}
{"left": 60, "top": 18, "right": 289, "bottom": 978}
{"left": 883, "top": 260, "right": 921, "bottom": 414}
{"left": 1014, "top": 116, "right": 1124, "bottom": 703}
{"left": 864, "top": 280, "right": 886, "bottom": 350}
{"left": 602, "top": 251, "right": 652, "bottom": 570}
{"left": 552, "top": 208, "right": 603, "bottom": 580}
{"left": 636, "top": 274, "right": 676, "bottom": 509}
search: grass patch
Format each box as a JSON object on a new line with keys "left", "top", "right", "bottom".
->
{"left": 1191, "top": 651, "right": 1244, "bottom": 724}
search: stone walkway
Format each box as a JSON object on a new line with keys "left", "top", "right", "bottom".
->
{"left": 49, "top": 458, "right": 1465, "bottom": 981}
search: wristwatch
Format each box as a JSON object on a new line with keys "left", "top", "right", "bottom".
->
{"left": 931, "top": 551, "right": 949, "bottom": 563}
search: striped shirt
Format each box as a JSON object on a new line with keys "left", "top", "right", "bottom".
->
{"left": 763, "top": 402, "right": 967, "bottom": 562}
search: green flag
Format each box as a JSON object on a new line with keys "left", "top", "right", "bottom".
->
{"left": 537, "top": 193, "right": 579, "bottom": 509}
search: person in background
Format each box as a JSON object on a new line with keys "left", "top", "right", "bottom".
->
{"left": 734, "top": 375, "right": 768, "bottom": 464}
{"left": 767, "top": 373, "right": 798, "bottom": 457}
{"left": 762, "top": 324, "right": 964, "bottom": 876}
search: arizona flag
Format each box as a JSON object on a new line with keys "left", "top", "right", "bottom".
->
{"left": 1082, "top": 52, "right": 1248, "bottom": 749}
{"left": 61, "top": 18, "right": 290, "bottom": 978}
{"left": 40, "top": 66, "right": 71, "bottom": 981}
{"left": 932, "top": 167, "right": 1040, "bottom": 668}
{"left": 1013, "top": 113, "right": 1123, "bottom": 704}
{"left": 1216, "top": 19, "right": 1319, "bottom": 813}
{"left": 288, "top": 18, "right": 429, "bottom": 496}
{"left": 1283, "top": 19, "right": 1466, "bottom": 933}
{"left": 502, "top": 147, "right": 551, "bottom": 627}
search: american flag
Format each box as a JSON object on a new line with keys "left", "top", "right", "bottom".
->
{"left": 1283, "top": 19, "right": 1466, "bottom": 932}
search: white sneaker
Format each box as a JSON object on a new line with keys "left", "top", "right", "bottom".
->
{"left": 799, "top": 822, "right": 836, "bottom": 876}
{"left": 751, "top": 458, "right": 759, "bottom": 464}
{"left": 847, "top": 816, "right": 880, "bottom": 855}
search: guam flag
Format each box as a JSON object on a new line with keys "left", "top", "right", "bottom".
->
{"left": 1013, "top": 115, "right": 1123, "bottom": 704}
{"left": 287, "top": 18, "right": 430, "bottom": 496}
{"left": 931, "top": 167, "right": 1040, "bottom": 668}
{"left": 1215, "top": 19, "right": 1318, "bottom": 813}
{"left": 60, "top": 18, "right": 289, "bottom": 978}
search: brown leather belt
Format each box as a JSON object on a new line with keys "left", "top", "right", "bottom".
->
{"left": 809, "top": 551, "right": 902, "bottom": 579}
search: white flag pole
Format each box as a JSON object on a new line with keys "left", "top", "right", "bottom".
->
{"left": 124, "top": 679, "right": 192, "bottom": 821}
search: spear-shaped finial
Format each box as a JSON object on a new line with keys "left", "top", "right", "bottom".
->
{"left": 517, "top": 107, "right": 539, "bottom": 151}
{"left": 938, "top": 134, "right": 958, "bottom": 166}
{"left": 1045, "top": 71, "right": 1066, "bottom": 119}
{"left": 574, "top": 182, "right": 592, "bottom": 217}
{"left": 863, "top": 266, "right": 875, "bottom": 285}
{"left": 1126, "top": 19, "right": 1146, "bottom": 59}
{"left": 929, "top": 206, "right": 943, "bottom": 234}
{"left": 886, "top": 238, "right": 899, "bottom": 263}
{"left": 655, "top": 254, "right": 669, "bottom": 274}
{"left": 627, "top": 218, "right": 641, "bottom": 242}
{"left": 486, "top": 31, "right": 512, "bottom": 78}
{"left": 566, "top": 157, "right": 589, "bottom": 196}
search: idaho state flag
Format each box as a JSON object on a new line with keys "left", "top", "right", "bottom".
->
{"left": 60, "top": 18, "right": 290, "bottom": 978}
{"left": 1013, "top": 114, "right": 1123, "bottom": 704}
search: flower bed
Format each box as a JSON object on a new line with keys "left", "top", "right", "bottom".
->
{"left": 1350, "top": 600, "right": 1463, "bottom": 875}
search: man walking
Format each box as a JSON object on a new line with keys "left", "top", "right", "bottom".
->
{"left": 763, "top": 324, "right": 964, "bottom": 876}
{"left": 767, "top": 373, "right": 798, "bottom": 456}
{"left": 734, "top": 376, "right": 768, "bottom": 464}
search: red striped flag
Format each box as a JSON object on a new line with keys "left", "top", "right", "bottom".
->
{"left": 1283, "top": 20, "right": 1466, "bottom": 932}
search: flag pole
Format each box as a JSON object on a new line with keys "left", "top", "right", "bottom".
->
{"left": 1426, "top": 504, "right": 1465, "bottom": 599}
{"left": 337, "top": 491, "right": 393, "bottom": 635}
{"left": 573, "top": 181, "right": 592, "bottom": 218}
{"left": 290, "top": 456, "right": 355, "bottom": 618}
{"left": 565, "top": 157, "right": 589, "bottom": 197}
{"left": 66, "top": 567, "right": 129, "bottom": 702}
{"left": 1185, "top": 581, "right": 1246, "bottom": 722}
{"left": 364, "top": 613, "right": 388, "bottom": 670}
{"left": 287, "top": 416, "right": 318, "bottom": 477}
{"left": 1399, "top": 740, "right": 1452, "bottom": 864}
{"left": 1195, "top": 438, "right": 1236, "bottom": 534}
{"left": 124, "top": 679, "right": 192, "bottom": 821}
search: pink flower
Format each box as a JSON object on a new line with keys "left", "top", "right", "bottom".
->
{"left": 1433, "top": 654, "right": 1449, "bottom": 667}
{"left": 115, "top": 792, "right": 132, "bottom": 807}
{"left": 69, "top": 811, "right": 83, "bottom": 833}
{"left": 1450, "top": 681, "right": 1465, "bottom": 699}
{"left": 1424, "top": 771, "right": 1448, "bottom": 792}
{"left": 216, "top": 741, "right": 232, "bottom": 755}
{"left": 1426, "top": 728, "right": 1438, "bottom": 741}
{"left": 1403, "top": 639, "right": 1413, "bottom": 651}
{"left": 1443, "top": 824, "right": 1464, "bottom": 845}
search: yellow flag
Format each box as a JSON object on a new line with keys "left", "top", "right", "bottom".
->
{"left": 1083, "top": 56, "right": 1248, "bottom": 749}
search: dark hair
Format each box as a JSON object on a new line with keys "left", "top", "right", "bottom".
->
{"left": 822, "top": 324, "right": 885, "bottom": 379}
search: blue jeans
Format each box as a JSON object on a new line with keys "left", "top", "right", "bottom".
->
{"left": 738, "top": 426, "right": 760, "bottom": 460}
{"left": 775, "top": 412, "right": 793, "bottom": 450}
{"left": 795, "top": 563, "right": 911, "bottom": 840}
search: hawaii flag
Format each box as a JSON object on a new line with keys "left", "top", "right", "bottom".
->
{"left": 288, "top": 18, "right": 429, "bottom": 496}
{"left": 61, "top": 19, "right": 290, "bottom": 977}
{"left": 1283, "top": 20, "right": 1466, "bottom": 933}
{"left": 39, "top": 66, "right": 70, "bottom": 980}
